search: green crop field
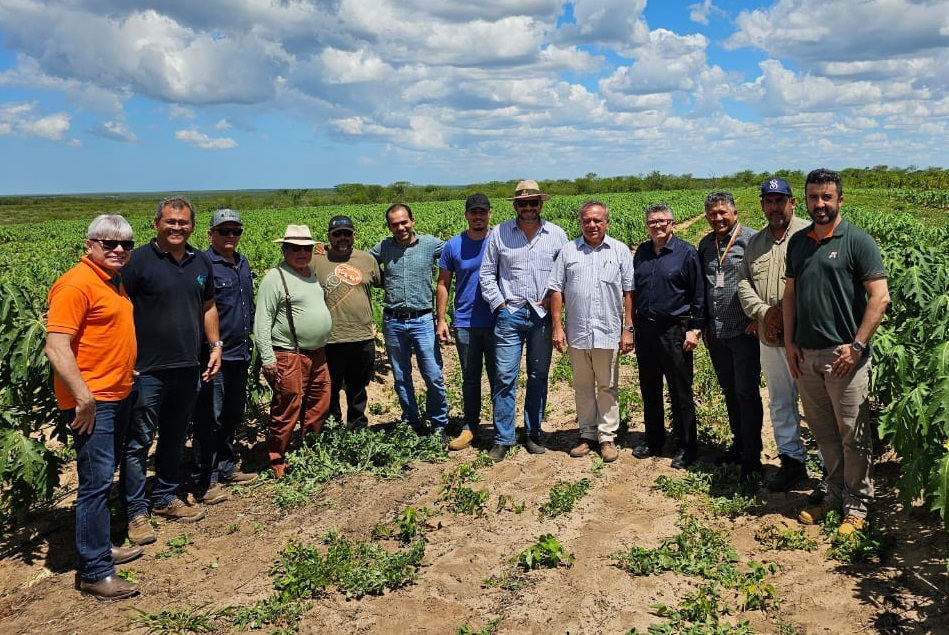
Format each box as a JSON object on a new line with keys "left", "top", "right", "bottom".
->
{"left": 1, "top": 186, "right": 947, "bottom": 533}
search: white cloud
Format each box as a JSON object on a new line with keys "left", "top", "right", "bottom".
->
{"left": 90, "top": 120, "right": 137, "bottom": 142}
{"left": 0, "top": 101, "right": 71, "bottom": 140}
{"left": 174, "top": 128, "right": 237, "bottom": 149}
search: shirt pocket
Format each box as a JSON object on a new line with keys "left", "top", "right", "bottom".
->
{"left": 214, "top": 275, "right": 238, "bottom": 306}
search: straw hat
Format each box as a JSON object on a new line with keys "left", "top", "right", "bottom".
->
{"left": 273, "top": 224, "right": 316, "bottom": 245}
{"left": 507, "top": 179, "right": 552, "bottom": 201}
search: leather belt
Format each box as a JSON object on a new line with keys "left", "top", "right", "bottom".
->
{"left": 383, "top": 308, "right": 432, "bottom": 319}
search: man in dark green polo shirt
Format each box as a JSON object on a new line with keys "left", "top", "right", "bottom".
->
{"left": 783, "top": 168, "right": 890, "bottom": 537}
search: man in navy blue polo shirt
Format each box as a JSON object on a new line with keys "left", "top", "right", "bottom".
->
{"left": 121, "top": 197, "right": 221, "bottom": 545}
{"left": 631, "top": 203, "right": 705, "bottom": 469}
{"left": 190, "top": 209, "right": 257, "bottom": 506}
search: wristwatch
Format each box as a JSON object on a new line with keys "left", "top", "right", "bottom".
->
{"left": 623, "top": 325, "right": 635, "bottom": 333}
{"left": 851, "top": 339, "right": 867, "bottom": 356}
{"left": 210, "top": 340, "right": 224, "bottom": 349}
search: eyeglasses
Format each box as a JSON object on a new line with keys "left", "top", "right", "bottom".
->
{"left": 92, "top": 238, "right": 135, "bottom": 251}
{"left": 515, "top": 199, "right": 541, "bottom": 209}
{"left": 285, "top": 244, "right": 313, "bottom": 252}
{"left": 214, "top": 227, "right": 243, "bottom": 236}
{"left": 646, "top": 219, "right": 673, "bottom": 228}
{"left": 329, "top": 230, "right": 354, "bottom": 238}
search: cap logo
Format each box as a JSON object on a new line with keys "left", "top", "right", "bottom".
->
{"left": 769, "top": 179, "right": 780, "bottom": 191}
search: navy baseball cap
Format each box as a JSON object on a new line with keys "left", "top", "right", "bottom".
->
{"left": 465, "top": 193, "right": 491, "bottom": 212}
{"left": 760, "top": 177, "right": 793, "bottom": 198}
{"left": 328, "top": 215, "right": 355, "bottom": 233}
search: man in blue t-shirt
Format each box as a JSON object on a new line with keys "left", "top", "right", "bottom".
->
{"left": 436, "top": 194, "right": 497, "bottom": 450}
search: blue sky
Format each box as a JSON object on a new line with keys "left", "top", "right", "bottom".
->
{"left": 0, "top": 0, "right": 947, "bottom": 195}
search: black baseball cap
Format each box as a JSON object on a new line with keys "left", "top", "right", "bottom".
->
{"left": 328, "top": 215, "right": 355, "bottom": 233}
{"left": 465, "top": 193, "right": 491, "bottom": 212}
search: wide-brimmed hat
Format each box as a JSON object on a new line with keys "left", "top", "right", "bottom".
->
{"left": 273, "top": 224, "right": 316, "bottom": 246}
{"left": 507, "top": 179, "right": 552, "bottom": 201}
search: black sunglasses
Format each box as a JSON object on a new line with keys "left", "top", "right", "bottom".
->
{"left": 285, "top": 244, "right": 314, "bottom": 252}
{"left": 92, "top": 238, "right": 135, "bottom": 251}
{"left": 330, "top": 230, "right": 354, "bottom": 237}
{"left": 214, "top": 227, "right": 244, "bottom": 236}
{"left": 515, "top": 199, "right": 541, "bottom": 208}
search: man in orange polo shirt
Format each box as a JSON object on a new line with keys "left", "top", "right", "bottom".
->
{"left": 45, "top": 214, "right": 142, "bottom": 601}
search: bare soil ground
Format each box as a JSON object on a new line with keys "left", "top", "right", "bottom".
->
{"left": 1, "top": 346, "right": 947, "bottom": 635}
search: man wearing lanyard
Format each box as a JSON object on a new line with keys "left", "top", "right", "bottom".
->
{"left": 698, "top": 191, "right": 763, "bottom": 482}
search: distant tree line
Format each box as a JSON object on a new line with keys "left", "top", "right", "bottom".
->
{"left": 2, "top": 165, "right": 947, "bottom": 224}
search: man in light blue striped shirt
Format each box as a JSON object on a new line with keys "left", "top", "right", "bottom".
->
{"left": 548, "top": 201, "right": 635, "bottom": 463}
{"left": 480, "top": 180, "right": 568, "bottom": 462}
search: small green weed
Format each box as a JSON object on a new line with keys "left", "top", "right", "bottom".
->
{"left": 755, "top": 525, "right": 817, "bottom": 552}
{"left": 516, "top": 534, "right": 575, "bottom": 571}
{"left": 538, "top": 479, "right": 593, "bottom": 518}
{"left": 482, "top": 571, "right": 530, "bottom": 591}
{"left": 818, "top": 510, "right": 889, "bottom": 564}
{"left": 272, "top": 529, "right": 426, "bottom": 600}
{"left": 155, "top": 533, "right": 193, "bottom": 560}
{"left": 126, "top": 605, "right": 223, "bottom": 634}
{"left": 456, "top": 617, "right": 501, "bottom": 635}
{"left": 496, "top": 494, "right": 527, "bottom": 514}
{"left": 628, "top": 581, "right": 758, "bottom": 634}
{"left": 653, "top": 472, "right": 712, "bottom": 499}
{"left": 225, "top": 596, "right": 310, "bottom": 632}
{"left": 116, "top": 568, "right": 139, "bottom": 583}
{"left": 737, "top": 561, "right": 780, "bottom": 611}
{"left": 708, "top": 493, "right": 759, "bottom": 518}
{"left": 590, "top": 455, "right": 606, "bottom": 478}
{"left": 372, "top": 507, "right": 431, "bottom": 543}
{"left": 225, "top": 523, "right": 239, "bottom": 535}
{"left": 439, "top": 459, "right": 491, "bottom": 515}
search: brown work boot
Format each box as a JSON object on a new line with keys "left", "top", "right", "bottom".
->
{"left": 837, "top": 514, "right": 867, "bottom": 537}
{"left": 195, "top": 483, "right": 228, "bottom": 505}
{"left": 569, "top": 438, "right": 594, "bottom": 457}
{"left": 127, "top": 514, "right": 156, "bottom": 546}
{"left": 448, "top": 429, "right": 476, "bottom": 451}
{"left": 599, "top": 441, "right": 619, "bottom": 463}
{"left": 111, "top": 545, "right": 143, "bottom": 565}
{"left": 153, "top": 498, "right": 206, "bottom": 523}
{"left": 221, "top": 470, "right": 258, "bottom": 483}
{"left": 79, "top": 575, "right": 139, "bottom": 601}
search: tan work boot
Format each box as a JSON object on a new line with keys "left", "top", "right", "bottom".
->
{"left": 153, "top": 498, "right": 206, "bottom": 522}
{"left": 127, "top": 514, "right": 156, "bottom": 546}
{"left": 599, "top": 441, "right": 619, "bottom": 463}
{"left": 569, "top": 438, "right": 594, "bottom": 457}
{"left": 448, "top": 429, "right": 476, "bottom": 451}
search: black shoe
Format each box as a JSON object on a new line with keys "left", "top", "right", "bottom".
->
{"left": 524, "top": 437, "right": 546, "bottom": 454}
{"left": 632, "top": 444, "right": 658, "bottom": 459}
{"left": 808, "top": 480, "right": 828, "bottom": 504}
{"left": 488, "top": 444, "right": 510, "bottom": 463}
{"left": 765, "top": 454, "right": 808, "bottom": 492}
{"left": 715, "top": 445, "right": 741, "bottom": 467}
{"left": 671, "top": 449, "right": 694, "bottom": 470}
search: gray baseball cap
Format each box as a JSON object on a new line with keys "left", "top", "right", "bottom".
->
{"left": 210, "top": 208, "right": 242, "bottom": 228}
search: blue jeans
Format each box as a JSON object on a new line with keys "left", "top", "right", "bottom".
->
{"left": 492, "top": 306, "right": 553, "bottom": 446}
{"left": 68, "top": 398, "right": 132, "bottom": 582}
{"left": 191, "top": 359, "right": 250, "bottom": 491}
{"left": 123, "top": 367, "right": 201, "bottom": 519}
{"left": 382, "top": 314, "right": 448, "bottom": 431}
{"left": 455, "top": 326, "right": 497, "bottom": 429}
{"left": 707, "top": 331, "right": 764, "bottom": 470}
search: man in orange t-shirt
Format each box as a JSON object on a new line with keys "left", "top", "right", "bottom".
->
{"left": 45, "top": 214, "right": 140, "bottom": 601}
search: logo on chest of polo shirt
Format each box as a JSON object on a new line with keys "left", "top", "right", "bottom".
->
{"left": 197, "top": 274, "right": 207, "bottom": 285}
{"left": 828, "top": 252, "right": 838, "bottom": 260}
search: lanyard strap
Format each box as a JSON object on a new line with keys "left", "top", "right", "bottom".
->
{"left": 715, "top": 223, "right": 741, "bottom": 267}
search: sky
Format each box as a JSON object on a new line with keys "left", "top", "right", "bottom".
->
{"left": 0, "top": 0, "right": 947, "bottom": 195}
